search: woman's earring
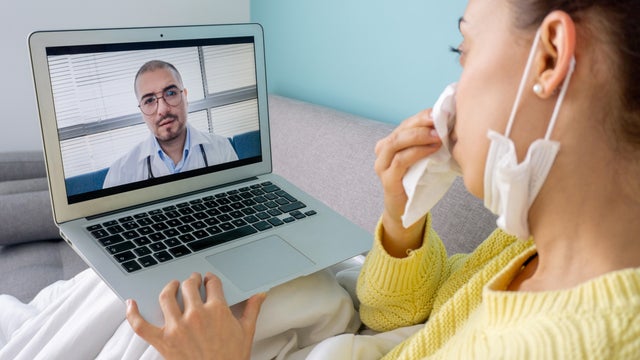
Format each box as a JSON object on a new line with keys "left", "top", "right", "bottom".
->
{"left": 533, "top": 83, "right": 544, "bottom": 95}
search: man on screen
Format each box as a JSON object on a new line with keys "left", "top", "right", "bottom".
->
{"left": 102, "top": 60, "right": 238, "bottom": 188}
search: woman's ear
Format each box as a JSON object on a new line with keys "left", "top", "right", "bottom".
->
{"left": 534, "top": 10, "right": 576, "bottom": 98}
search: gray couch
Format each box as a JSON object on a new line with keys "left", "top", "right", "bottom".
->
{"left": 0, "top": 95, "right": 497, "bottom": 303}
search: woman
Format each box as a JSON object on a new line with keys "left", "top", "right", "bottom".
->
{"left": 128, "top": 0, "right": 640, "bottom": 358}
{"left": 2, "top": 0, "right": 637, "bottom": 358}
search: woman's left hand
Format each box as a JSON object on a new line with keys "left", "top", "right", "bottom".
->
{"left": 126, "top": 272, "right": 266, "bottom": 360}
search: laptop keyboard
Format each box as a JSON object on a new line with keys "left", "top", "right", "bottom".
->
{"left": 86, "top": 181, "right": 317, "bottom": 273}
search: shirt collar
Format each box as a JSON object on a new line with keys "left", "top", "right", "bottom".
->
{"left": 153, "top": 126, "right": 192, "bottom": 163}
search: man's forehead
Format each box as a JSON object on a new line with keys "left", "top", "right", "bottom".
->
{"left": 136, "top": 68, "right": 181, "bottom": 96}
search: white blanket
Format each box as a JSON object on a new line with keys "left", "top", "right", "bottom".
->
{"left": 0, "top": 268, "right": 419, "bottom": 359}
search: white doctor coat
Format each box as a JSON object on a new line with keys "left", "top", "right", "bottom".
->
{"left": 103, "top": 124, "right": 238, "bottom": 188}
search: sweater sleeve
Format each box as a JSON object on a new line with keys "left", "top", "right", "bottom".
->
{"left": 357, "top": 214, "right": 465, "bottom": 332}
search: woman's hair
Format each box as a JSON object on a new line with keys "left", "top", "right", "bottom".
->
{"left": 507, "top": 0, "right": 640, "bottom": 149}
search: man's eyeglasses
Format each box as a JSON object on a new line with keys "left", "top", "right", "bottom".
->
{"left": 138, "top": 87, "right": 184, "bottom": 115}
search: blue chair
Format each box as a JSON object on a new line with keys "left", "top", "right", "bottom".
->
{"left": 64, "top": 130, "right": 260, "bottom": 196}
{"left": 229, "top": 130, "right": 261, "bottom": 160}
{"left": 65, "top": 167, "right": 109, "bottom": 196}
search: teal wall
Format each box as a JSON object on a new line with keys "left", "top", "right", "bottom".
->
{"left": 251, "top": 1, "right": 467, "bottom": 124}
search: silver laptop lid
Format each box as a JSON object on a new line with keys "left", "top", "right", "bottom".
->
{"left": 29, "top": 24, "right": 272, "bottom": 224}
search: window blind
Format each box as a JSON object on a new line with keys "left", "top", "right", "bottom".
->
{"left": 51, "top": 44, "right": 260, "bottom": 178}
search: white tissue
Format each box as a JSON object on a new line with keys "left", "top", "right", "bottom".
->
{"left": 401, "top": 83, "right": 461, "bottom": 228}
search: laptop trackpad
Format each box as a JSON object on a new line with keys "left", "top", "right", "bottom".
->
{"left": 206, "top": 235, "right": 315, "bottom": 292}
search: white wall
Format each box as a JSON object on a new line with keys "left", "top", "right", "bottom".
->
{"left": 1, "top": 0, "right": 249, "bottom": 152}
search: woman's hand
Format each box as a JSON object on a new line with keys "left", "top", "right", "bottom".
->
{"left": 374, "top": 109, "right": 442, "bottom": 257}
{"left": 126, "top": 272, "right": 266, "bottom": 360}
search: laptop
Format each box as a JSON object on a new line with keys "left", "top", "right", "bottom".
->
{"left": 28, "top": 23, "right": 371, "bottom": 326}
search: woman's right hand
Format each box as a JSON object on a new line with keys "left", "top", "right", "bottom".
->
{"left": 374, "top": 109, "right": 443, "bottom": 257}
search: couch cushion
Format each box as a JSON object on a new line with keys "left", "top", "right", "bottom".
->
{"left": 0, "top": 178, "right": 60, "bottom": 246}
{"left": 269, "top": 95, "right": 393, "bottom": 234}
{"left": 0, "top": 151, "right": 47, "bottom": 182}
{"left": 0, "top": 240, "right": 87, "bottom": 302}
{"left": 268, "top": 95, "right": 497, "bottom": 255}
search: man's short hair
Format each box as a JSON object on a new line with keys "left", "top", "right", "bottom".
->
{"left": 134, "top": 60, "right": 183, "bottom": 97}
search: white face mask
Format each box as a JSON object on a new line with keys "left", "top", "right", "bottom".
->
{"left": 484, "top": 30, "right": 576, "bottom": 239}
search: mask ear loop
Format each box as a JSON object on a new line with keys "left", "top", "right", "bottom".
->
{"left": 504, "top": 30, "right": 542, "bottom": 138}
{"left": 544, "top": 57, "right": 576, "bottom": 140}
{"left": 504, "top": 30, "right": 577, "bottom": 141}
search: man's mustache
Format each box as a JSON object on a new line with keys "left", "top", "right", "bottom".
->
{"left": 156, "top": 114, "right": 178, "bottom": 126}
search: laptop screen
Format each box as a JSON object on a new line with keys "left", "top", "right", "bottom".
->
{"left": 30, "top": 24, "right": 272, "bottom": 223}
{"left": 46, "top": 36, "right": 262, "bottom": 204}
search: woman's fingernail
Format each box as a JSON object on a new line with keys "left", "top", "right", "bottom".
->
{"left": 430, "top": 129, "right": 439, "bottom": 137}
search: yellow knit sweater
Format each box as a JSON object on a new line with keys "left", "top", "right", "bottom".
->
{"left": 357, "top": 215, "right": 640, "bottom": 359}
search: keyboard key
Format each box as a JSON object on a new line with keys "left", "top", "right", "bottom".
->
{"left": 106, "top": 224, "right": 125, "bottom": 234}
{"left": 149, "top": 242, "right": 167, "bottom": 251}
{"left": 99, "top": 234, "right": 124, "bottom": 246}
{"left": 279, "top": 201, "right": 306, "bottom": 213}
{"left": 137, "top": 217, "right": 154, "bottom": 226}
{"left": 151, "top": 222, "right": 169, "bottom": 231}
{"left": 230, "top": 211, "right": 244, "bottom": 219}
{"left": 192, "top": 221, "right": 207, "bottom": 230}
{"left": 164, "top": 238, "right": 182, "bottom": 248}
{"left": 169, "top": 245, "right": 191, "bottom": 257}
{"left": 232, "top": 219, "right": 248, "bottom": 227}
{"left": 193, "top": 229, "right": 209, "bottom": 239}
{"left": 207, "top": 226, "right": 222, "bottom": 235}
{"left": 154, "top": 251, "right": 173, "bottom": 263}
{"left": 163, "top": 228, "right": 180, "bottom": 238}
{"left": 220, "top": 222, "right": 235, "bottom": 231}
{"left": 122, "top": 230, "right": 139, "bottom": 240}
{"left": 177, "top": 224, "right": 194, "bottom": 234}
{"left": 114, "top": 250, "right": 136, "bottom": 263}
{"left": 244, "top": 215, "right": 259, "bottom": 224}
{"left": 87, "top": 224, "right": 103, "bottom": 232}
{"left": 149, "top": 232, "right": 166, "bottom": 242}
{"left": 138, "top": 255, "right": 158, "bottom": 267}
{"left": 277, "top": 190, "right": 297, "bottom": 202}
{"left": 103, "top": 220, "right": 118, "bottom": 227}
{"left": 178, "top": 233, "right": 196, "bottom": 243}
{"left": 118, "top": 216, "right": 134, "bottom": 223}
{"left": 91, "top": 229, "right": 111, "bottom": 239}
{"left": 106, "top": 241, "right": 136, "bottom": 254}
{"left": 263, "top": 184, "right": 280, "bottom": 193}
{"left": 166, "top": 219, "right": 182, "bottom": 227}
{"left": 290, "top": 211, "right": 306, "bottom": 219}
{"left": 267, "top": 209, "right": 283, "bottom": 217}
{"left": 180, "top": 215, "right": 196, "bottom": 223}
{"left": 187, "top": 225, "right": 258, "bottom": 252}
{"left": 138, "top": 226, "right": 154, "bottom": 235}
{"left": 253, "top": 221, "right": 272, "bottom": 231}
{"left": 134, "top": 246, "right": 152, "bottom": 256}
{"left": 122, "top": 260, "right": 142, "bottom": 273}
{"left": 151, "top": 214, "right": 168, "bottom": 222}
{"left": 268, "top": 218, "right": 284, "bottom": 227}
{"left": 133, "top": 237, "right": 152, "bottom": 246}
{"left": 165, "top": 210, "right": 181, "bottom": 219}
